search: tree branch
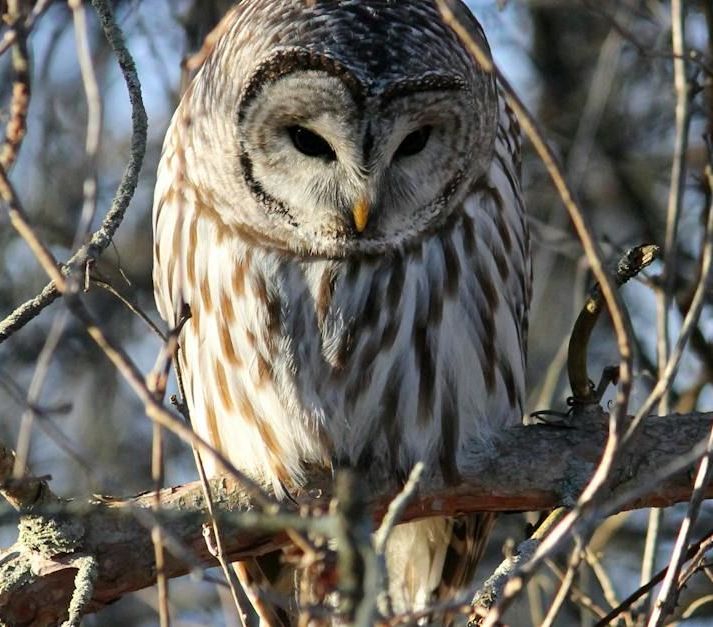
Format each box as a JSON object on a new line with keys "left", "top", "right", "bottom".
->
{"left": 1, "top": 412, "right": 712, "bottom": 625}
{"left": 0, "top": 0, "right": 147, "bottom": 345}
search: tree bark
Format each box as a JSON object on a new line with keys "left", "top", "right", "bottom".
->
{"left": 1, "top": 411, "right": 712, "bottom": 626}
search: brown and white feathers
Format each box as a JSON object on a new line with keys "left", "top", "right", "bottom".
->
{"left": 153, "top": 0, "right": 530, "bottom": 620}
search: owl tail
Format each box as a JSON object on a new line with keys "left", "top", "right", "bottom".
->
{"left": 236, "top": 513, "right": 494, "bottom": 625}
{"left": 386, "top": 513, "right": 496, "bottom": 624}
{"left": 438, "top": 513, "right": 496, "bottom": 601}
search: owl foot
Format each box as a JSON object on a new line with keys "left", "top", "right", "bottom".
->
{"left": 528, "top": 409, "right": 575, "bottom": 428}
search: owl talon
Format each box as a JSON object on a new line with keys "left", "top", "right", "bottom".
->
{"left": 529, "top": 409, "right": 575, "bottom": 428}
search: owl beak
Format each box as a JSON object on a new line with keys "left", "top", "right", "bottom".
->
{"left": 352, "top": 196, "right": 370, "bottom": 233}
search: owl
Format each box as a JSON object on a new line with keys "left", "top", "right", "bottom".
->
{"left": 153, "top": 0, "right": 530, "bottom": 623}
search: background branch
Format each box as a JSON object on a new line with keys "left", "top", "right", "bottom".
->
{"left": 1, "top": 411, "right": 712, "bottom": 626}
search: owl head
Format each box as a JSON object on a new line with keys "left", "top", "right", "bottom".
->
{"left": 179, "top": 0, "right": 498, "bottom": 257}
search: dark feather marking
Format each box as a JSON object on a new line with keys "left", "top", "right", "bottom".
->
{"left": 316, "top": 267, "right": 337, "bottom": 328}
{"left": 481, "top": 307, "right": 496, "bottom": 392}
{"left": 214, "top": 360, "right": 233, "bottom": 411}
{"left": 187, "top": 217, "right": 198, "bottom": 285}
{"left": 256, "top": 352, "right": 273, "bottom": 387}
{"left": 345, "top": 258, "right": 360, "bottom": 285}
{"left": 361, "top": 268, "right": 384, "bottom": 329}
{"left": 204, "top": 401, "right": 223, "bottom": 451}
{"left": 381, "top": 317, "right": 399, "bottom": 350}
{"left": 251, "top": 273, "right": 269, "bottom": 310}
{"left": 220, "top": 287, "right": 235, "bottom": 323}
{"left": 462, "top": 214, "right": 476, "bottom": 257}
{"left": 252, "top": 272, "right": 281, "bottom": 352}
{"left": 484, "top": 184, "right": 513, "bottom": 254}
{"left": 331, "top": 331, "right": 352, "bottom": 374}
{"left": 492, "top": 245, "right": 510, "bottom": 282}
{"left": 494, "top": 151, "right": 520, "bottom": 202}
{"left": 344, "top": 333, "right": 380, "bottom": 408}
{"left": 477, "top": 261, "right": 499, "bottom": 313}
{"left": 220, "top": 322, "right": 242, "bottom": 367}
{"left": 334, "top": 267, "right": 385, "bottom": 375}
{"left": 266, "top": 291, "right": 282, "bottom": 340}
{"left": 359, "top": 333, "right": 382, "bottom": 369}
{"left": 428, "top": 274, "right": 444, "bottom": 327}
{"left": 201, "top": 276, "right": 214, "bottom": 313}
{"left": 442, "top": 233, "right": 460, "bottom": 297}
{"left": 386, "top": 253, "right": 405, "bottom": 311}
{"left": 416, "top": 329, "right": 435, "bottom": 426}
{"left": 380, "top": 360, "right": 403, "bottom": 473}
{"left": 232, "top": 256, "right": 248, "bottom": 297}
{"left": 439, "top": 382, "right": 460, "bottom": 485}
{"left": 499, "top": 356, "right": 518, "bottom": 409}
{"left": 412, "top": 277, "right": 433, "bottom": 426}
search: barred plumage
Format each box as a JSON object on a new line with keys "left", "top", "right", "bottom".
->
{"left": 153, "top": 0, "right": 530, "bottom": 621}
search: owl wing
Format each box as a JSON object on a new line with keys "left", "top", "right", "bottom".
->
{"left": 430, "top": 20, "right": 530, "bottom": 606}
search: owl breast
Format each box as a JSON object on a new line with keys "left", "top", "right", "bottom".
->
{"left": 153, "top": 101, "right": 529, "bottom": 496}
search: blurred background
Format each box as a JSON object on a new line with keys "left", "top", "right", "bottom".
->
{"left": 1, "top": 1, "right": 712, "bottom": 625}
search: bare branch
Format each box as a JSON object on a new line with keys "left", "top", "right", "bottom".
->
{"left": 0, "top": 0, "right": 148, "bottom": 344}
{"left": 0, "top": 0, "right": 30, "bottom": 171}
{"left": 2, "top": 412, "right": 713, "bottom": 625}
{"left": 434, "top": 4, "right": 636, "bottom": 623}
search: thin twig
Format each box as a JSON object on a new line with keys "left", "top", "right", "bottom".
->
{"left": 644, "top": 0, "right": 691, "bottom": 602}
{"left": 545, "top": 547, "right": 609, "bottom": 622}
{"left": 656, "top": 0, "right": 691, "bottom": 424}
{"left": 0, "top": 155, "right": 277, "bottom": 511}
{"left": 147, "top": 335, "right": 179, "bottom": 627}
{"left": 12, "top": 309, "right": 70, "bottom": 478}
{"left": 91, "top": 277, "right": 166, "bottom": 340}
{"left": 0, "top": 0, "right": 148, "bottom": 344}
{"left": 177, "top": 353, "right": 250, "bottom": 627}
{"left": 373, "top": 463, "right": 424, "bottom": 554}
{"left": 372, "top": 463, "right": 424, "bottom": 620}
{"left": 0, "top": 166, "right": 65, "bottom": 287}
{"left": 0, "top": 0, "right": 30, "bottom": 173}
{"left": 680, "top": 595, "right": 713, "bottom": 620}
{"left": 583, "top": 0, "right": 713, "bottom": 76}
{"left": 9, "top": 0, "right": 107, "bottom": 481}
{"left": 640, "top": 507, "right": 662, "bottom": 613}
{"left": 68, "top": 0, "right": 103, "bottom": 245}
{"left": 531, "top": 11, "right": 627, "bottom": 363}
{"left": 583, "top": 547, "right": 623, "bottom": 615}
{"left": 678, "top": 533, "right": 713, "bottom": 591}
{"left": 540, "top": 542, "right": 583, "bottom": 627}
{"left": 471, "top": 508, "right": 568, "bottom": 617}
{"left": 434, "top": 7, "right": 634, "bottom": 623}
{"left": 152, "top": 436, "right": 171, "bottom": 627}
{"left": 0, "top": 0, "right": 52, "bottom": 57}
{"left": 648, "top": 335, "right": 713, "bottom": 623}
{"left": 170, "top": 70, "right": 252, "bottom": 625}
{"left": 594, "top": 528, "right": 713, "bottom": 627}
{"left": 624, "top": 166, "right": 713, "bottom": 443}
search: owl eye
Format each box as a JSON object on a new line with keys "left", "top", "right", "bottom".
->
{"left": 287, "top": 126, "right": 336, "bottom": 161}
{"left": 394, "top": 126, "right": 432, "bottom": 159}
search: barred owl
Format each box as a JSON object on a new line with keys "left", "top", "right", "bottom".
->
{"left": 153, "top": 0, "right": 530, "bottom": 622}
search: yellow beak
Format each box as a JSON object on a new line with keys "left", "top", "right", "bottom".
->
{"left": 352, "top": 197, "right": 370, "bottom": 233}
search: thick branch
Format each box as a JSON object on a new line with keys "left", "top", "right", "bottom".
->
{"left": 1, "top": 412, "right": 712, "bottom": 625}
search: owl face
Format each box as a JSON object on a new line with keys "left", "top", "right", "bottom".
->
{"left": 238, "top": 63, "right": 490, "bottom": 257}
{"left": 188, "top": 1, "right": 498, "bottom": 257}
